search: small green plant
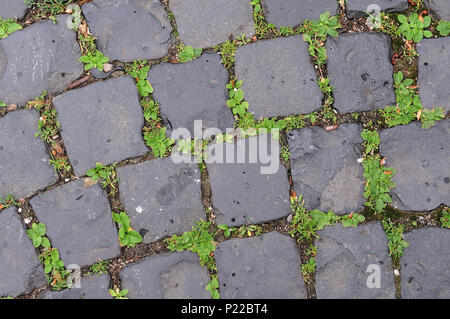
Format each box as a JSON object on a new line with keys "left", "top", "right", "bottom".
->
{"left": 251, "top": 0, "right": 278, "bottom": 38}
{"left": 0, "top": 17, "right": 22, "bottom": 39}
{"left": 141, "top": 98, "right": 159, "bottom": 122}
{"left": 49, "top": 155, "right": 71, "bottom": 176}
{"left": 0, "top": 101, "right": 6, "bottom": 108}
{"left": 397, "top": 13, "right": 432, "bottom": 42}
{"left": 437, "top": 20, "right": 450, "bottom": 36}
{"left": 217, "top": 224, "right": 238, "bottom": 237}
{"left": 112, "top": 212, "right": 143, "bottom": 247}
{"left": 226, "top": 79, "right": 249, "bottom": 117}
{"left": 280, "top": 145, "right": 291, "bottom": 162}
{"left": 178, "top": 45, "right": 202, "bottom": 62}
{"left": 36, "top": 106, "right": 60, "bottom": 144}
{"left": 109, "top": 288, "right": 128, "bottom": 299}
{"left": 126, "top": 60, "right": 153, "bottom": 97}
{"left": 205, "top": 277, "right": 220, "bottom": 299}
{"left": 25, "top": 0, "right": 72, "bottom": 20}
{"left": 143, "top": 127, "right": 174, "bottom": 158}
{"left": 87, "top": 260, "right": 110, "bottom": 275}
{"left": 79, "top": 50, "right": 110, "bottom": 72}
{"left": 39, "top": 247, "right": 68, "bottom": 289}
{"left": 301, "top": 257, "right": 317, "bottom": 275}
{"left": 383, "top": 219, "right": 409, "bottom": 259}
{"left": 86, "top": 162, "right": 118, "bottom": 194}
{"left": 0, "top": 194, "right": 18, "bottom": 210}
{"left": 340, "top": 213, "right": 366, "bottom": 228}
{"left": 27, "top": 223, "right": 51, "bottom": 248}
{"left": 420, "top": 108, "right": 445, "bottom": 129}
{"left": 237, "top": 224, "right": 262, "bottom": 237}
{"left": 214, "top": 40, "right": 238, "bottom": 69}
{"left": 441, "top": 208, "right": 450, "bottom": 229}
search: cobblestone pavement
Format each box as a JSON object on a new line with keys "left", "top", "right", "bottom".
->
{"left": 0, "top": 0, "right": 449, "bottom": 299}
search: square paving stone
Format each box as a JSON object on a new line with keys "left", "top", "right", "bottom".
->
{"left": 425, "top": 0, "right": 450, "bottom": 20}
{"left": 117, "top": 157, "right": 204, "bottom": 243}
{"left": 38, "top": 274, "right": 112, "bottom": 299}
{"left": 287, "top": 124, "right": 365, "bottom": 215}
{"left": 53, "top": 76, "right": 148, "bottom": 177}
{"left": 315, "top": 222, "right": 396, "bottom": 299}
{"left": 379, "top": 120, "right": 450, "bottom": 211}
{"left": 206, "top": 134, "right": 290, "bottom": 226}
{"left": 0, "top": 110, "right": 58, "bottom": 199}
{"left": 235, "top": 36, "right": 322, "bottom": 119}
{"left": 417, "top": 37, "right": 450, "bottom": 113}
{"left": 401, "top": 228, "right": 450, "bottom": 299}
{"left": 82, "top": 0, "right": 172, "bottom": 62}
{"left": 29, "top": 179, "right": 121, "bottom": 268}
{"left": 264, "top": 0, "right": 339, "bottom": 27}
{"left": 346, "top": 0, "right": 408, "bottom": 19}
{"left": 0, "top": 207, "right": 46, "bottom": 297}
{"left": 120, "top": 251, "right": 211, "bottom": 299}
{"left": 215, "top": 231, "right": 307, "bottom": 299}
{"left": 170, "top": 0, "right": 255, "bottom": 48}
{"left": 326, "top": 33, "right": 395, "bottom": 114}
{"left": 0, "top": 15, "right": 83, "bottom": 106}
{"left": 0, "top": 0, "right": 28, "bottom": 19}
{"left": 148, "top": 53, "right": 234, "bottom": 138}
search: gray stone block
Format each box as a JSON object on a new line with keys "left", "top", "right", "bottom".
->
{"left": 0, "top": 0, "right": 28, "bottom": 19}
{"left": 29, "top": 179, "right": 121, "bottom": 267}
{"left": 235, "top": 36, "right": 322, "bottom": 118}
{"left": 53, "top": 76, "right": 148, "bottom": 177}
{"left": 425, "top": 0, "right": 450, "bottom": 20}
{"left": 39, "top": 274, "right": 112, "bottom": 299}
{"left": 287, "top": 124, "right": 365, "bottom": 215}
{"left": 346, "top": 0, "right": 408, "bottom": 18}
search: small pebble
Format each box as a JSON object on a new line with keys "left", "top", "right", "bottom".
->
{"left": 6, "top": 104, "right": 17, "bottom": 112}
{"left": 394, "top": 269, "right": 400, "bottom": 276}
{"left": 103, "top": 63, "right": 113, "bottom": 73}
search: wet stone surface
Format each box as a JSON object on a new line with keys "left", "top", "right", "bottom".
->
{"left": 264, "top": 0, "right": 339, "bottom": 27}
{"left": 82, "top": 0, "right": 172, "bottom": 62}
{"left": 215, "top": 231, "right": 307, "bottom": 299}
{"left": 38, "top": 274, "right": 112, "bottom": 299}
{"left": 148, "top": 53, "right": 234, "bottom": 138}
{"left": 206, "top": 134, "right": 291, "bottom": 227}
{"left": 425, "top": 0, "right": 450, "bottom": 20}
{"left": 53, "top": 76, "right": 148, "bottom": 176}
{"left": 0, "top": 0, "right": 28, "bottom": 19}
{"left": 0, "top": 15, "right": 83, "bottom": 106}
{"left": 170, "top": 0, "right": 255, "bottom": 48}
{"left": 379, "top": 120, "right": 450, "bottom": 211}
{"left": 29, "top": 179, "right": 121, "bottom": 268}
{"left": 235, "top": 36, "right": 322, "bottom": 118}
{"left": 287, "top": 124, "right": 365, "bottom": 215}
{"left": 117, "top": 157, "right": 204, "bottom": 243}
{"left": 417, "top": 37, "right": 450, "bottom": 112}
{"left": 0, "top": 110, "right": 58, "bottom": 199}
{"left": 120, "top": 251, "right": 211, "bottom": 299}
{"left": 346, "top": 0, "right": 408, "bottom": 18}
{"left": 0, "top": 207, "right": 46, "bottom": 298}
{"left": 401, "top": 228, "right": 450, "bottom": 299}
{"left": 327, "top": 33, "right": 395, "bottom": 114}
{"left": 315, "top": 223, "right": 396, "bottom": 299}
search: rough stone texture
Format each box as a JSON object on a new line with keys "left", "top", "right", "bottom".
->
{"left": 346, "top": 0, "right": 408, "bottom": 18}
{"left": 379, "top": 120, "right": 450, "bottom": 211}
{"left": 425, "top": 0, "right": 450, "bottom": 20}
{"left": 117, "top": 157, "right": 204, "bottom": 243}
{"left": 402, "top": 228, "right": 450, "bottom": 299}
{"left": 206, "top": 134, "right": 290, "bottom": 226}
{"left": 287, "top": 124, "right": 365, "bottom": 215}
{"left": 0, "top": 15, "right": 83, "bottom": 106}
{"left": 215, "top": 231, "right": 307, "bottom": 299}
{"left": 417, "top": 37, "right": 450, "bottom": 112}
{"left": 264, "top": 0, "right": 339, "bottom": 27}
{"left": 327, "top": 33, "right": 395, "bottom": 114}
{"left": 121, "top": 251, "right": 210, "bottom": 299}
{"left": 0, "top": 0, "right": 28, "bottom": 19}
{"left": 170, "top": 0, "right": 255, "bottom": 48}
{"left": 82, "top": 0, "right": 172, "bottom": 61}
{"left": 0, "top": 110, "right": 58, "bottom": 199}
{"left": 148, "top": 54, "right": 234, "bottom": 138}
{"left": 235, "top": 36, "right": 322, "bottom": 118}
{"left": 39, "top": 274, "right": 111, "bottom": 299}
{"left": 0, "top": 207, "right": 46, "bottom": 297}
{"left": 315, "top": 223, "right": 396, "bottom": 299}
{"left": 53, "top": 77, "right": 148, "bottom": 176}
{"left": 29, "top": 179, "right": 121, "bottom": 267}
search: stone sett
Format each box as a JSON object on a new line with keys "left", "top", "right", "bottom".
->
{"left": 425, "top": 0, "right": 450, "bottom": 20}
{"left": 346, "top": 0, "right": 408, "bottom": 19}
{"left": 0, "top": 0, "right": 28, "bottom": 19}
{"left": 39, "top": 274, "right": 112, "bottom": 299}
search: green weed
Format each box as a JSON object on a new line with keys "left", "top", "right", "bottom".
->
{"left": 86, "top": 162, "right": 118, "bottom": 195}
{"left": 25, "top": 0, "right": 71, "bottom": 20}
{"left": 397, "top": 13, "right": 432, "bottom": 42}
{"left": 79, "top": 50, "right": 110, "bottom": 72}
{"left": 226, "top": 79, "right": 249, "bottom": 117}
{"left": 109, "top": 288, "right": 128, "bottom": 299}
{"left": 0, "top": 194, "right": 18, "bottom": 210}
{"left": 0, "top": 17, "right": 22, "bottom": 38}
{"left": 205, "top": 277, "right": 220, "bottom": 299}
{"left": 437, "top": 20, "right": 450, "bottom": 36}
{"left": 217, "top": 224, "right": 237, "bottom": 237}
{"left": 441, "top": 208, "right": 450, "bottom": 229}
{"left": 126, "top": 60, "right": 153, "bottom": 97}
{"left": 178, "top": 45, "right": 202, "bottom": 63}
{"left": 143, "top": 127, "right": 174, "bottom": 158}
{"left": 112, "top": 212, "right": 142, "bottom": 247}
{"left": 87, "top": 260, "right": 110, "bottom": 275}
{"left": 382, "top": 219, "right": 409, "bottom": 260}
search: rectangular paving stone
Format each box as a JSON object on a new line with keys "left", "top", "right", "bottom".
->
{"left": 379, "top": 120, "right": 450, "bottom": 211}
{"left": 53, "top": 76, "right": 148, "bottom": 177}
{"left": 206, "top": 134, "right": 290, "bottom": 226}
{"left": 287, "top": 124, "right": 365, "bottom": 215}
{"left": 38, "top": 274, "right": 112, "bottom": 299}
{"left": 235, "top": 36, "right": 322, "bottom": 118}
{"left": 82, "top": 0, "right": 172, "bottom": 62}
{"left": 346, "top": 0, "right": 408, "bottom": 18}
{"left": 417, "top": 37, "right": 450, "bottom": 112}
{"left": 170, "top": 0, "right": 255, "bottom": 48}
{"left": 264, "top": 0, "right": 339, "bottom": 27}
{"left": 315, "top": 222, "right": 396, "bottom": 299}
{"left": 215, "top": 231, "right": 307, "bottom": 299}
{"left": 326, "top": 33, "right": 395, "bottom": 114}
{"left": 0, "top": 0, "right": 28, "bottom": 19}
{"left": 148, "top": 53, "right": 234, "bottom": 138}
{"left": 0, "top": 15, "right": 83, "bottom": 106}
{"left": 29, "top": 179, "right": 121, "bottom": 268}
{"left": 425, "top": 0, "right": 450, "bottom": 20}
{"left": 0, "top": 110, "right": 58, "bottom": 199}
{"left": 0, "top": 207, "right": 46, "bottom": 297}
{"left": 120, "top": 251, "right": 211, "bottom": 299}
{"left": 117, "top": 157, "right": 205, "bottom": 243}
{"left": 401, "top": 228, "right": 450, "bottom": 299}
